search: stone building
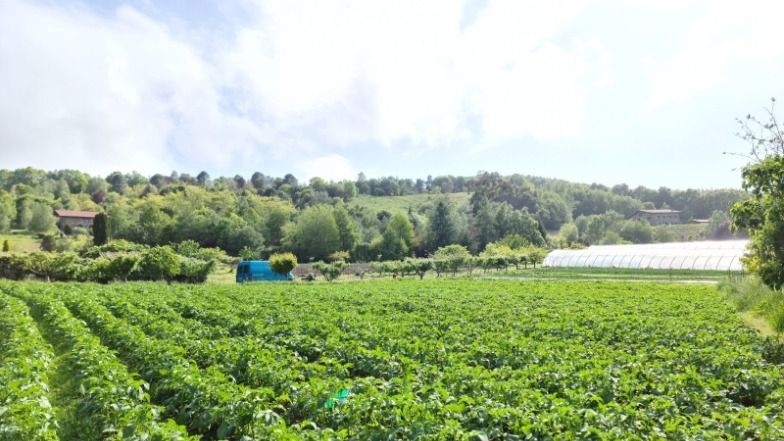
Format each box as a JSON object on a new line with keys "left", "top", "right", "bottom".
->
{"left": 630, "top": 209, "right": 681, "bottom": 225}
{"left": 54, "top": 210, "right": 98, "bottom": 233}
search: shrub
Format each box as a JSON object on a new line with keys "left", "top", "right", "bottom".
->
{"left": 17, "top": 252, "right": 82, "bottom": 282}
{"left": 107, "top": 254, "right": 139, "bottom": 281}
{"left": 719, "top": 277, "right": 784, "bottom": 336}
{"left": 2, "top": 239, "right": 9, "bottom": 252}
{"left": 175, "top": 240, "right": 201, "bottom": 258}
{"left": 312, "top": 261, "right": 348, "bottom": 281}
{"left": 432, "top": 245, "right": 471, "bottom": 276}
{"left": 239, "top": 246, "right": 257, "bottom": 261}
{"left": 405, "top": 258, "right": 433, "bottom": 279}
{"left": 0, "top": 254, "right": 26, "bottom": 280}
{"left": 81, "top": 257, "right": 112, "bottom": 283}
{"left": 174, "top": 241, "right": 229, "bottom": 264}
{"left": 194, "top": 247, "right": 231, "bottom": 264}
{"left": 176, "top": 257, "right": 216, "bottom": 283}
{"left": 0, "top": 250, "right": 214, "bottom": 284}
{"left": 40, "top": 234, "right": 57, "bottom": 252}
{"left": 48, "top": 252, "right": 83, "bottom": 281}
{"left": 133, "top": 246, "right": 180, "bottom": 281}
{"left": 526, "top": 248, "right": 547, "bottom": 269}
{"left": 269, "top": 252, "right": 298, "bottom": 277}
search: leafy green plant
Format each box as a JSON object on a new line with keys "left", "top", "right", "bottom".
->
{"left": 401, "top": 257, "right": 433, "bottom": 279}
{"left": 133, "top": 246, "right": 180, "bottom": 281}
{"left": 2, "top": 278, "right": 784, "bottom": 439}
{"left": 175, "top": 257, "right": 215, "bottom": 283}
{"left": 432, "top": 244, "right": 470, "bottom": 276}
{"left": 269, "top": 252, "right": 297, "bottom": 277}
{"left": 312, "top": 260, "right": 348, "bottom": 281}
{"left": 0, "top": 293, "right": 58, "bottom": 441}
{"left": 174, "top": 239, "right": 201, "bottom": 258}
{"left": 239, "top": 245, "right": 257, "bottom": 261}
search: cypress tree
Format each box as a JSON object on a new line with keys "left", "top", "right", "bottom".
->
{"left": 93, "top": 212, "right": 109, "bottom": 246}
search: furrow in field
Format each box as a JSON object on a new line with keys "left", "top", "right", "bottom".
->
{"left": 93, "top": 290, "right": 320, "bottom": 393}
{"left": 7, "top": 285, "right": 195, "bottom": 441}
{"left": 57, "top": 288, "right": 301, "bottom": 439}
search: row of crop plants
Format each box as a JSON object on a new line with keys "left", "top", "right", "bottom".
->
{"left": 3, "top": 280, "right": 784, "bottom": 439}
{"left": 0, "top": 285, "right": 195, "bottom": 440}
{"left": 0, "top": 293, "right": 58, "bottom": 441}
{"left": 80, "top": 281, "right": 784, "bottom": 439}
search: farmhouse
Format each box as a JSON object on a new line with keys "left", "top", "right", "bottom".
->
{"left": 630, "top": 209, "right": 681, "bottom": 225}
{"left": 54, "top": 209, "right": 98, "bottom": 232}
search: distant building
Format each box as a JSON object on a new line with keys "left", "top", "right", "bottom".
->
{"left": 630, "top": 209, "right": 681, "bottom": 225}
{"left": 54, "top": 210, "right": 98, "bottom": 232}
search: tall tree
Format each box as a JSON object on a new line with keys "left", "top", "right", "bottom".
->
{"left": 333, "top": 204, "right": 359, "bottom": 254}
{"left": 196, "top": 171, "right": 211, "bottom": 187}
{"left": 378, "top": 212, "right": 415, "bottom": 260}
{"left": 106, "top": 171, "right": 128, "bottom": 194}
{"left": 28, "top": 202, "right": 55, "bottom": 233}
{"left": 427, "top": 199, "right": 455, "bottom": 251}
{"left": 251, "top": 172, "right": 266, "bottom": 194}
{"left": 284, "top": 205, "right": 340, "bottom": 261}
{"left": 731, "top": 98, "right": 784, "bottom": 288}
{"left": 93, "top": 212, "right": 109, "bottom": 245}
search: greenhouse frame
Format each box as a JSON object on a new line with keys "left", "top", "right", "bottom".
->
{"left": 543, "top": 240, "right": 749, "bottom": 271}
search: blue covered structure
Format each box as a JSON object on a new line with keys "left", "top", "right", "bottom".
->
{"left": 236, "top": 260, "right": 294, "bottom": 283}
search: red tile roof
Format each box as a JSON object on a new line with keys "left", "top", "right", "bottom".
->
{"left": 54, "top": 210, "right": 98, "bottom": 219}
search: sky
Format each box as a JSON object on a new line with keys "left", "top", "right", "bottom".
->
{"left": 1, "top": 0, "right": 783, "bottom": 189}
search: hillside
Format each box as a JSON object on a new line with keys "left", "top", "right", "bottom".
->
{"left": 349, "top": 192, "right": 471, "bottom": 215}
{"left": 0, "top": 168, "right": 748, "bottom": 258}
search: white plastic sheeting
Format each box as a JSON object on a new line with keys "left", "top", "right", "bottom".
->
{"left": 543, "top": 240, "right": 749, "bottom": 271}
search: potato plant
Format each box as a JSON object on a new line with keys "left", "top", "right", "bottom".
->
{"left": 0, "top": 279, "right": 783, "bottom": 440}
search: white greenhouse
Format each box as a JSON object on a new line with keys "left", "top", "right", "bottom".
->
{"left": 543, "top": 240, "right": 749, "bottom": 271}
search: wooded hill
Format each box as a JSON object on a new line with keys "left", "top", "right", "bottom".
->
{"left": 0, "top": 168, "right": 747, "bottom": 260}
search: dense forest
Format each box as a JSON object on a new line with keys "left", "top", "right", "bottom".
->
{"left": 0, "top": 167, "right": 747, "bottom": 261}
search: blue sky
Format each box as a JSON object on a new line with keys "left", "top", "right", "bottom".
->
{"left": 1, "top": 0, "right": 783, "bottom": 189}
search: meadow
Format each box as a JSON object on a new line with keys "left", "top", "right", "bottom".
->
{"left": 1, "top": 279, "right": 783, "bottom": 440}
{"left": 349, "top": 192, "right": 471, "bottom": 215}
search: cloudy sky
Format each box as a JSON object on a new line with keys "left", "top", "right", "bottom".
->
{"left": 1, "top": 0, "right": 782, "bottom": 189}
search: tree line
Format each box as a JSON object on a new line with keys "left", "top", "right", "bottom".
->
{"left": 0, "top": 167, "right": 748, "bottom": 261}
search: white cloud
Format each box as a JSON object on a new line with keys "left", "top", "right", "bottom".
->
{"left": 3, "top": 0, "right": 776, "bottom": 189}
{"left": 0, "top": 0, "right": 263, "bottom": 174}
{"left": 222, "top": 0, "right": 606, "bottom": 149}
{"left": 295, "top": 153, "right": 356, "bottom": 182}
{"left": 0, "top": 0, "right": 610, "bottom": 175}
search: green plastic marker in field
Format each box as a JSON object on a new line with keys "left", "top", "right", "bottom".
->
{"left": 324, "top": 388, "right": 349, "bottom": 408}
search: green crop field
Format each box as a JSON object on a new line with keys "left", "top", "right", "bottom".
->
{"left": 1, "top": 279, "right": 783, "bottom": 440}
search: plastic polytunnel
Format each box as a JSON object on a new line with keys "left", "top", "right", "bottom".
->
{"left": 543, "top": 240, "right": 749, "bottom": 271}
